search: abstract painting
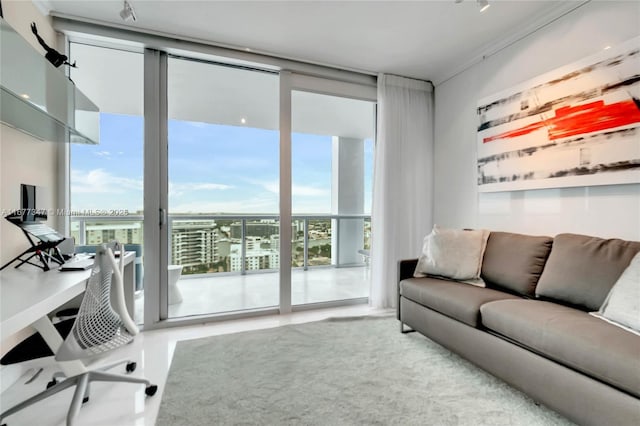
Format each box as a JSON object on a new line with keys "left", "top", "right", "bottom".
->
{"left": 477, "top": 36, "right": 640, "bottom": 192}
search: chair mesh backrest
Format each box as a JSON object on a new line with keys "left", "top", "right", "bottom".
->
{"left": 56, "top": 242, "right": 133, "bottom": 361}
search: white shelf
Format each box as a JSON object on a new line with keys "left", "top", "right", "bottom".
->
{"left": 0, "top": 18, "right": 99, "bottom": 144}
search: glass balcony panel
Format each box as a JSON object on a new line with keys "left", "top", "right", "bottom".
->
{"left": 364, "top": 218, "right": 371, "bottom": 250}
{"left": 291, "top": 219, "right": 305, "bottom": 267}
{"left": 71, "top": 214, "right": 369, "bottom": 320}
{"left": 307, "top": 219, "right": 332, "bottom": 267}
{"left": 243, "top": 219, "right": 280, "bottom": 272}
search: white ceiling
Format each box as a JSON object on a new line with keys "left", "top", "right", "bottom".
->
{"left": 37, "top": 0, "right": 575, "bottom": 84}
{"left": 69, "top": 42, "right": 376, "bottom": 138}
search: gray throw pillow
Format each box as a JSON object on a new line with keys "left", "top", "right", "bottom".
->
{"left": 536, "top": 233, "right": 640, "bottom": 311}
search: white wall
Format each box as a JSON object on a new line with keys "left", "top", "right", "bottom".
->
{"left": 0, "top": 1, "right": 62, "bottom": 365}
{"left": 433, "top": 1, "right": 640, "bottom": 241}
{"left": 1, "top": 1, "right": 62, "bottom": 266}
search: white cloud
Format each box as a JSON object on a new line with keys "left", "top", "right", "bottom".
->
{"left": 169, "top": 182, "right": 233, "bottom": 197}
{"left": 170, "top": 197, "right": 277, "bottom": 214}
{"left": 71, "top": 169, "right": 143, "bottom": 194}
{"left": 94, "top": 150, "right": 111, "bottom": 158}
{"left": 260, "top": 181, "right": 279, "bottom": 193}
{"left": 293, "top": 184, "right": 330, "bottom": 197}
{"left": 252, "top": 180, "right": 329, "bottom": 197}
{"left": 72, "top": 170, "right": 231, "bottom": 199}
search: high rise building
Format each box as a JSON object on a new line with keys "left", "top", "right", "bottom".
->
{"left": 230, "top": 220, "right": 279, "bottom": 239}
{"left": 85, "top": 222, "right": 143, "bottom": 245}
{"left": 171, "top": 220, "right": 219, "bottom": 268}
{"left": 229, "top": 249, "right": 279, "bottom": 271}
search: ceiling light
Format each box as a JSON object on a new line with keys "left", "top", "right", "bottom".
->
{"left": 120, "top": 0, "right": 137, "bottom": 22}
{"left": 240, "top": 118, "right": 247, "bottom": 124}
{"left": 478, "top": 0, "right": 490, "bottom": 12}
{"left": 20, "top": 94, "right": 30, "bottom": 100}
{"left": 604, "top": 45, "right": 611, "bottom": 50}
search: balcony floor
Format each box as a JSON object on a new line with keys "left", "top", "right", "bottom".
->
{"left": 135, "top": 266, "right": 370, "bottom": 321}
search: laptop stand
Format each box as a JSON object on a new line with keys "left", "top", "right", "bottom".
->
{"left": 1, "top": 217, "right": 66, "bottom": 272}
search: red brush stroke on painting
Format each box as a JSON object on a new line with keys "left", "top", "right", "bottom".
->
{"left": 483, "top": 99, "right": 640, "bottom": 143}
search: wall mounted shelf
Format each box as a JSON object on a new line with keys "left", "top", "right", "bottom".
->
{"left": 0, "top": 18, "right": 99, "bottom": 144}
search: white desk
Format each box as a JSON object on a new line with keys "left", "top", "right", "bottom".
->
{"left": 0, "top": 252, "right": 135, "bottom": 375}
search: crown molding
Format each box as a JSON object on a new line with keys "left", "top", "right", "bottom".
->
{"left": 434, "top": 0, "right": 591, "bottom": 86}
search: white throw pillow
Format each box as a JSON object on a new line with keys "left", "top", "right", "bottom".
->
{"left": 414, "top": 226, "right": 490, "bottom": 286}
{"left": 590, "top": 251, "right": 640, "bottom": 336}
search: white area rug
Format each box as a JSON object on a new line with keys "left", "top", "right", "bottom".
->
{"left": 157, "top": 315, "right": 572, "bottom": 425}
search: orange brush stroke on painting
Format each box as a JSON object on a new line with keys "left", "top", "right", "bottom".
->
{"left": 483, "top": 99, "right": 640, "bottom": 143}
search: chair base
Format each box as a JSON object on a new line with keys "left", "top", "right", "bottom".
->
{"left": 0, "top": 369, "right": 156, "bottom": 426}
{"left": 48, "top": 358, "right": 136, "bottom": 388}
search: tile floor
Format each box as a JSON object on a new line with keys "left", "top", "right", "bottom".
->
{"left": 134, "top": 266, "right": 371, "bottom": 322}
{"left": 1, "top": 305, "right": 388, "bottom": 426}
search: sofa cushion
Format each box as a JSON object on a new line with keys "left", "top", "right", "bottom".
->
{"left": 399, "top": 277, "right": 520, "bottom": 328}
{"left": 481, "top": 299, "right": 640, "bottom": 398}
{"left": 481, "top": 231, "right": 553, "bottom": 297}
{"left": 535, "top": 233, "right": 640, "bottom": 311}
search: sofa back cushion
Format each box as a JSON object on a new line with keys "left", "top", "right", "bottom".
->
{"left": 481, "top": 232, "right": 553, "bottom": 297}
{"left": 536, "top": 233, "right": 640, "bottom": 311}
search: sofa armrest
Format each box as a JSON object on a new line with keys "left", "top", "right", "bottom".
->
{"left": 398, "top": 258, "right": 418, "bottom": 282}
{"left": 397, "top": 258, "right": 418, "bottom": 320}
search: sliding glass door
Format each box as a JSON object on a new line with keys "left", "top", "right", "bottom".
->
{"left": 165, "top": 57, "right": 280, "bottom": 318}
{"left": 144, "top": 52, "right": 376, "bottom": 325}
{"left": 290, "top": 90, "right": 375, "bottom": 306}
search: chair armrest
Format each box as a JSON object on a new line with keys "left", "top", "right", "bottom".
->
{"left": 397, "top": 258, "right": 418, "bottom": 320}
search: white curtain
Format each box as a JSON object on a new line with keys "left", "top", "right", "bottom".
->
{"left": 370, "top": 74, "right": 434, "bottom": 308}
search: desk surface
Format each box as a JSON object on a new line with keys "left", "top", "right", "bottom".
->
{"left": 0, "top": 252, "right": 135, "bottom": 339}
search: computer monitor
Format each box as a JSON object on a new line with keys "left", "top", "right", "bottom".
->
{"left": 20, "top": 184, "right": 47, "bottom": 222}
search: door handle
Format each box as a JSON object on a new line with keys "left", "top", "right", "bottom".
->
{"left": 159, "top": 208, "right": 167, "bottom": 227}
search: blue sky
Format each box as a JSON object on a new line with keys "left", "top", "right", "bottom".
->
{"left": 71, "top": 113, "right": 372, "bottom": 214}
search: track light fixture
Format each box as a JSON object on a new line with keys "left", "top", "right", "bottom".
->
{"left": 477, "top": 0, "right": 490, "bottom": 12}
{"left": 455, "top": 0, "right": 490, "bottom": 12}
{"left": 120, "top": 0, "right": 137, "bottom": 22}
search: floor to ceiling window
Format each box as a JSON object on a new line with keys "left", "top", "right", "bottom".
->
{"left": 68, "top": 43, "right": 144, "bottom": 323}
{"left": 65, "top": 36, "right": 376, "bottom": 326}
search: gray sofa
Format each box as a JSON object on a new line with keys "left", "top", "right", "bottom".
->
{"left": 397, "top": 232, "right": 640, "bottom": 426}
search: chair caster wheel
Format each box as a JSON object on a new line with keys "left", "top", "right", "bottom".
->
{"left": 145, "top": 385, "right": 158, "bottom": 397}
{"left": 82, "top": 396, "right": 89, "bottom": 404}
{"left": 46, "top": 379, "right": 58, "bottom": 389}
{"left": 126, "top": 362, "right": 137, "bottom": 373}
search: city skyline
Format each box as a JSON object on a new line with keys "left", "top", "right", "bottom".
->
{"left": 71, "top": 113, "right": 373, "bottom": 215}
{"left": 71, "top": 217, "right": 370, "bottom": 275}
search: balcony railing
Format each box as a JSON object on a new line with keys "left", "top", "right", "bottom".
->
{"left": 70, "top": 214, "right": 371, "bottom": 276}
